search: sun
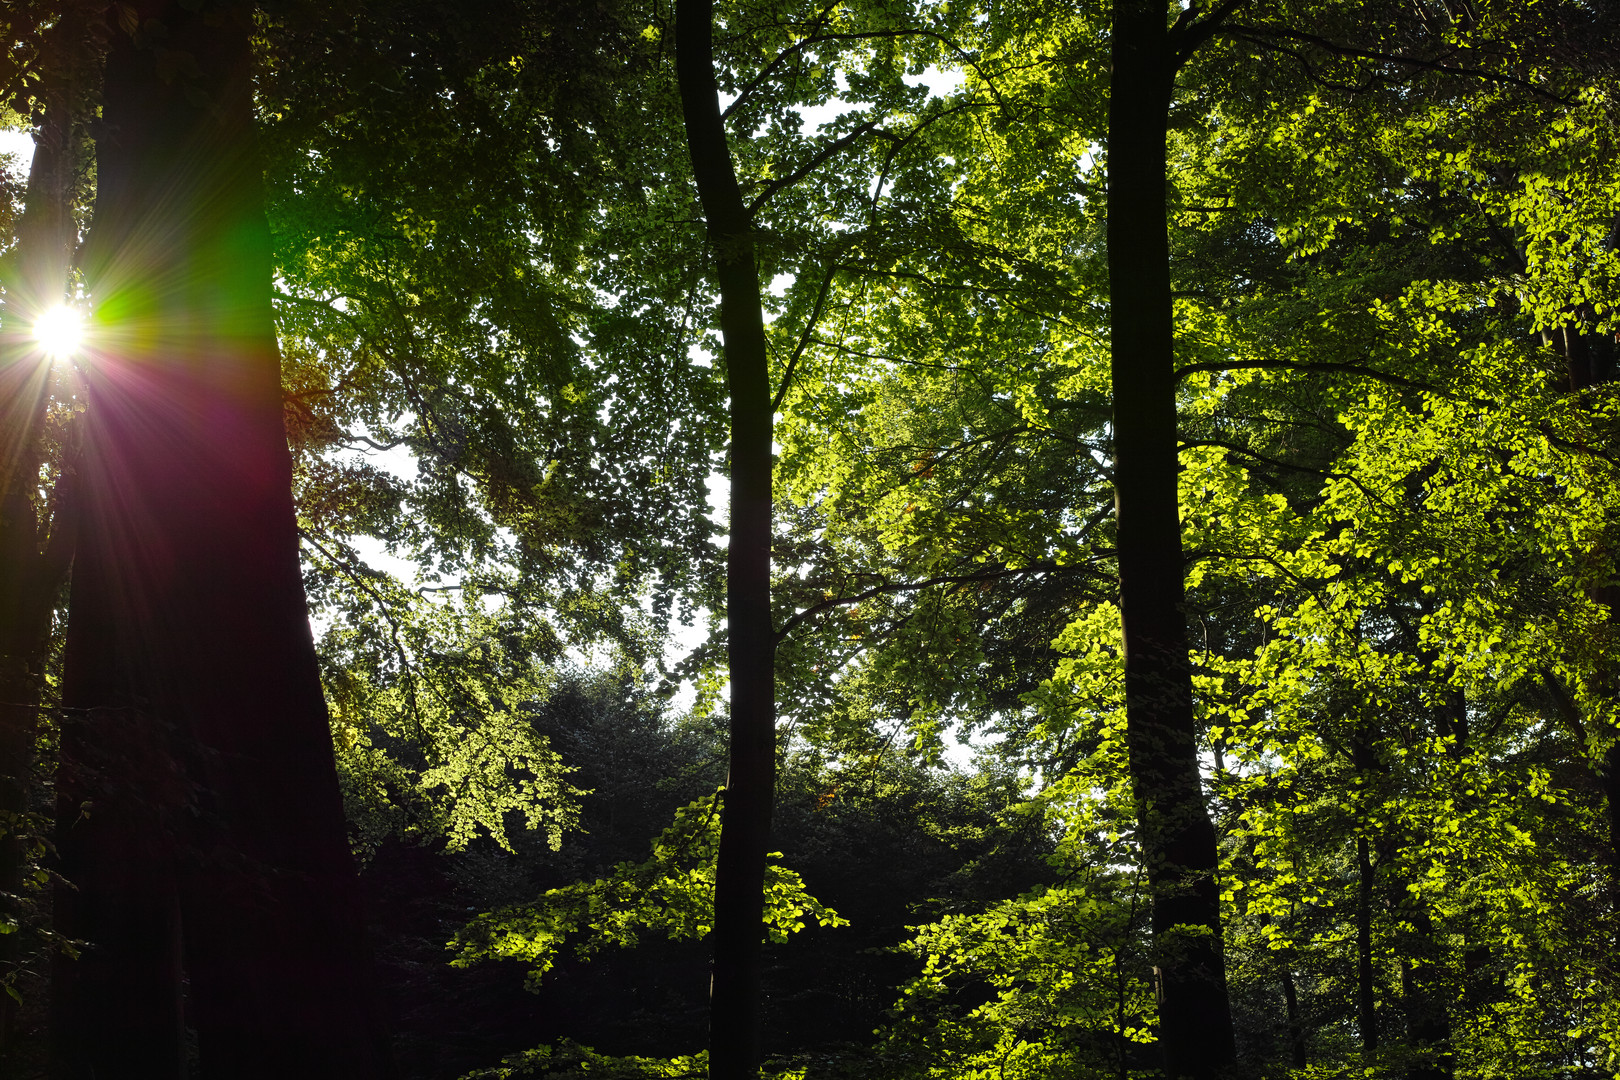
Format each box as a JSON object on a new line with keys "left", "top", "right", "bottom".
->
{"left": 33, "top": 304, "right": 83, "bottom": 360}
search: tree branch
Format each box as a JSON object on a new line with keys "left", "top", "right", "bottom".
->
{"left": 1169, "top": 0, "right": 1250, "bottom": 72}
{"left": 722, "top": 27, "right": 1002, "bottom": 122}
{"left": 1218, "top": 22, "right": 1576, "bottom": 104}
{"left": 297, "top": 528, "right": 422, "bottom": 728}
{"left": 776, "top": 563, "right": 1054, "bottom": 642}
{"left": 773, "top": 262, "right": 838, "bottom": 413}
{"left": 1175, "top": 357, "right": 1434, "bottom": 392}
{"left": 747, "top": 120, "right": 881, "bottom": 217}
{"left": 1180, "top": 437, "right": 1384, "bottom": 502}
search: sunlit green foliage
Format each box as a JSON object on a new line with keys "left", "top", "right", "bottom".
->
{"left": 6, "top": 0, "right": 1618, "bottom": 1074}
{"left": 256, "top": 0, "right": 723, "bottom": 855}
{"left": 734, "top": 0, "right": 1620, "bottom": 1076}
{"left": 462, "top": 1041, "right": 715, "bottom": 1080}
{"left": 450, "top": 791, "right": 847, "bottom": 988}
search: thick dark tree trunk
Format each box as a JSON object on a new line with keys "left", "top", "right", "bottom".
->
{"left": 1107, "top": 3, "right": 1236, "bottom": 1078}
{"left": 50, "top": 4, "right": 390, "bottom": 1078}
{"left": 0, "top": 6, "right": 84, "bottom": 1046}
{"left": 674, "top": 3, "right": 777, "bottom": 1078}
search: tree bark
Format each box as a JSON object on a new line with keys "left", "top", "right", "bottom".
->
{"left": 1107, "top": 3, "right": 1236, "bottom": 1077}
{"left": 1356, "top": 833, "right": 1378, "bottom": 1057}
{"left": 1550, "top": 316, "right": 1620, "bottom": 920}
{"left": 51, "top": 4, "right": 390, "bottom": 1077}
{"left": 1402, "top": 905, "right": 1454, "bottom": 1080}
{"left": 1281, "top": 964, "right": 1307, "bottom": 1070}
{"left": 674, "top": 3, "right": 777, "bottom": 1078}
{"left": 0, "top": 4, "right": 86, "bottom": 1046}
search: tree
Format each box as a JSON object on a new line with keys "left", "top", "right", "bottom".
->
{"left": 0, "top": 0, "right": 89, "bottom": 1037}
{"left": 1107, "top": 3, "right": 1244, "bottom": 1073}
{"left": 674, "top": 2, "right": 777, "bottom": 1076}
{"left": 50, "top": 3, "right": 387, "bottom": 1076}
{"left": 1126, "top": 7, "right": 1620, "bottom": 1073}
{"left": 12, "top": 0, "right": 1618, "bottom": 1077}
{"left": 258, "top": 0, "right": 716, "bottom": 863}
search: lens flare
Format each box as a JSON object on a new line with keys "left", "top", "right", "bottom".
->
{"left": 33, "top": 305, "right": 82, "bottom": 360}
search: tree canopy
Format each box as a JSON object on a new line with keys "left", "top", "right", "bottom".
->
{"left": 0, "top": 0, "right": 1618, "bottom": 1078}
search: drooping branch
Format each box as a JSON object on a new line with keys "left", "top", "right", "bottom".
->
{"left": 747, "top": 119, "right": 882, "bottom": 216}
{"left": 1218, "top": 21, "right": 1576, "bottom": 104}
{"left": 1174, "top": 357, "right": 1434, "bottom": 391}
{"left": 776, "top": 562, "right": 1058, "bottom": 642}
{"left": 772, "top": 261, "right": 838, "bottom": 414}
{"left": 722, "top": 27, "right": 1004, "bottom": 122}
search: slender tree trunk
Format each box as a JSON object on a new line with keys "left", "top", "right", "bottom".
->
{"left": 1461, "top": 922, "right": 1493, "bottom": 1014}
{"left": 1262, "top": 906, "right": 1308, "bottom": 1070}
{"left": 1356, "top": 834, "right": 1378, "bottom": 1057}
{"left": 1402, "top": 905, "right": 1454, "bottom": 1080}
{"left": 1583, "top": 448, "right": 1620, "bottom": 920}
{"left": 1349, "top": 719, "right": 1383, "bottom": 1059}
{"left": 1281, "top": 964, "right": 1307, "bottom": 1070}
{"left": 1403, "top": 700, "right": 1460, "bottom": 1079}
{"left": 1552, "top": 317, "right": 1620, "bottom": 919}
{"left": 51, "top": 4, "right": 390, "bottom": 1077}
{"left": 1563, "top": 317, "right": 1614, "bottom": 391}
{"left": 1107, "top": 3, "right": 1235, "bottom": 1076}
{"left": 0, "top": 5, "right": 85, "bottom": 1046}
{"left": 1602, "top": 737, "right": 1620, "bottom": 915}
{"left": 674, "top": 3, "right": 777, "bottom": 1078}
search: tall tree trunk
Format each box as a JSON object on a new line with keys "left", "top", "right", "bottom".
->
{"left": 50, "top": 4, "right": 390, "bottom": 1077}
{"left": 1402, "top": 699, "right": 1460, "bottom": 1079}
{"left": 1602, "top": 736, "right": 1620, "bottom": 916}
{"left": 0, "top": 3, "right": 86, "bottom": 1046}
{"left": 1402, "top": 905, "right": 1454, "bottom": 1080}
{"left": 1553, "top": 317, "right": 1620, "bottom": 920}
{"left": 1356, "top": 834, "right": 1378, "bottom": 1057}
{"left": 674, "top": 3, "right": 777, "bottom": 1078}
{"left": 1107, "top": 3, "right": 1236, "bottom": 1077}
{"left": 1281, "top": 964, "right": 1307, "bottom": 1070}
{"left": 1581, "top": 427, "right": 1620, "bottom": 921}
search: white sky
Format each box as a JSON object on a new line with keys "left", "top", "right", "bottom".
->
{"left": 0, "top": 128, "right": 31, "bottom": 206}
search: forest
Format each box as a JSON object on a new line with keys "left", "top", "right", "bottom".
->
{"left": 0, "top": 0, "right": 1613, "bottom": 1078}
